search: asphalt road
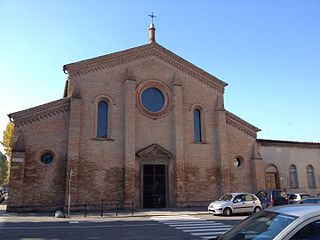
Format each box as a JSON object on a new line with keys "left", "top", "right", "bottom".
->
{"left": 0, "top": 214, "right": 245, "bottom": 240}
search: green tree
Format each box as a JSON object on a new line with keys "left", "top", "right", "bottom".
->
{"left": 1, "top": 122, "right": 14, "bottom": 157}
{"left": 0, "top": 151, "right": 9, "bottom": 186}
{"left": 0, "top": 122, "right": 14, "bottom": 186}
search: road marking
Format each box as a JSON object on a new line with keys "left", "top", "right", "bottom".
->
{"left": 151, "top": 215, "right": 232, "bottom": 239}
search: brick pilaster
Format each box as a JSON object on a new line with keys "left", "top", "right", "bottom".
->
{"left": 173, "top": 83, "right": 186, "bottom": 206}
{"left": 124, "top": 79, "right": 136, "bottom": 207}
{"left": 65, "top": 96, "right": 81, "bottom": 209}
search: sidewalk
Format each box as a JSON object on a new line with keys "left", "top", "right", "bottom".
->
{"left": 0, "top": 204, "right": 209, "bottom": 222}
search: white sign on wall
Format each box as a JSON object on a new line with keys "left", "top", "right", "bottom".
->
{"left": 12, "top": 158, "right": 24, "bottom": 163}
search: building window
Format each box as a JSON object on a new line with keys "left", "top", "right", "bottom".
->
{"left": 40, "top": 152, "right": 54, "bottom": 164}
{"left": 97, "top": 100, "right": 108, "bottom": 138}
{"left": 307, "top": 165, "right": 316, "bottom": 189}
{"left": 289, "top": 164, "right": 299, "bottom": 189}
{"left": 136, "top": 80, "right": 173, "bottom": 119}
{"left": 233, "top": 157, "right": 244, "bottom": 167}
{"left": 194, "top": 109, "right": 202, "bottom": 143}
{"left": 141, "top": 87, "right": 164, "bottom": 112}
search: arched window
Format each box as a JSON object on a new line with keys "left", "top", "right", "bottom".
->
{"left": 193, "top": 109, "right": 202, "bottom": 143}
{"left": 97, "top": 100, "right": 108, "bottom": 138}
{"left": 307, "top": 165, "right": 316, "bottom": 189}
{"left": 289, "top": 164, "right": 299, "bottom": 189}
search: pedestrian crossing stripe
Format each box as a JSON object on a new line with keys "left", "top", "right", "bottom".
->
{"left": 151, "top": 215, "right": 232, "bottom": 239}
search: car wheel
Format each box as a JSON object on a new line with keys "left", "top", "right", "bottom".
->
{"left": 223, "top": 208, "right": 232, "bottom": 216}
{"left": 254, "top": 207, "right": 261, "bottom": 213}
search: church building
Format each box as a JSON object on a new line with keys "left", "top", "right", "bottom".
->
{"left": 7, "top": 23, "right": 320, "bottom": 211}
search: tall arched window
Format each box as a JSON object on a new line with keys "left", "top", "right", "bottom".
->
{"left": 289, "top": 164, "right": 299, "bottom": 189}
{"left": 193, "top": 109, "right": 202, "bottom": 143}
{"left": 307, "top": 165, "right": 316, "bottom": 189}
{"left": 97, "top": 100, "right": 108, "bottom": 138}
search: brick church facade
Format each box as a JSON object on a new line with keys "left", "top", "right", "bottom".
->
{"left": 7, "top": 24, "right": 320, "bottom": 211}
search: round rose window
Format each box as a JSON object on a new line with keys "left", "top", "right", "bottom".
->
{"left": 136, "top": 80, "right": 173, "bottom": 119}
{"left": 141, "top": 87, "right": 164, "bottom": 112}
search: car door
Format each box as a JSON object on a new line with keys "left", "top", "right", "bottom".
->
{"left": 256, "top": 190, "right": 268, "bottom": 208}
{"left": 243, "top": 194, "right": 256, "bottom": 213}
{"left": 232, "top": 194, "right": 247, "bottom": 213}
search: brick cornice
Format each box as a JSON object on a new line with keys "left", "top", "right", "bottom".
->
{"left": 257, "top": 139, "right": 320, "bottom": 149}
{"left": 63, "top": 43, "right": 228, "bottom": 93}
{"left": 226, "top": 110, "right": 261, "bottom": 138}
{"left": 8, "top": 98, "right": 70, "bottom": 127}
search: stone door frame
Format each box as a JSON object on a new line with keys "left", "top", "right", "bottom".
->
{"left": 136, "top": 144, "right": 173, "bottom": 208}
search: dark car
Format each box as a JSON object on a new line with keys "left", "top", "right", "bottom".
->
{"left": 256, "top": 189, "right": 288, "bottom": 208}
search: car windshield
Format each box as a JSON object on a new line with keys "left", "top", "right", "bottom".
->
{"left": 218, "top": 194, "right": 234, "bottom": 201}
{"left": 218, "top": 211, "right": 297, "bottom": 240}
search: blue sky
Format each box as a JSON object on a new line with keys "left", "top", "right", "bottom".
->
{"left": 1, "top": 0, "right": 319, "bottom": 153}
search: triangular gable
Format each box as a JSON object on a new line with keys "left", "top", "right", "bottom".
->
{"left": 8, "top": 97, "right": 70, "bottom": 127}
{"left": 63, "top": 43, "right": 228, "bottom": 93}
{"left": 136, "top": 143, "right": 173, "bottom": 158}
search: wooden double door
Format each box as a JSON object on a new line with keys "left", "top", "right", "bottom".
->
{"left": 266, "top": 172, "right": 278, "bottom": 189}
{"left": 142, "top": 164, "right": 166, "bottom": 208}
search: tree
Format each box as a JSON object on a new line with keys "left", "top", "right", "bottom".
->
{"left": 0, "top": 151, "right": 9, "bottom": 186}
{"left": 1, "top": 122, "right": 14, "bottom": 157}
{"left": 0, "top": 122, "right": 14, "bottom": 186}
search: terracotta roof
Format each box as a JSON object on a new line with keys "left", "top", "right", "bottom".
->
{"left": 63, "top": 42, "right": 228, "bottom": 93}
{"left": 8, "top": 98, "right": 70, "bottom": 127}
{"left": 257, "top": 139, "right": 320, "bottom": 148}
{"left": 226, "top": 110, "right": 261, "bottom": 138}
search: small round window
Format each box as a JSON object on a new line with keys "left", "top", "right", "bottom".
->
{"left": 41, "top": 152, "right": 54, "bottom": 164}
{"left": 233, "top": 157, "right": 243, "bottom": 167}
{"left": 141, "top": 87, "right": 164, "bottom": 112}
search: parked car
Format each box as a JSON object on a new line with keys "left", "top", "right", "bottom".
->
{"left": 208, "top": 193, "right": 262, "bottom": 216}
{"left": 213, "top": 205, "right": 320, "bottom": 240}
{"left": 288, "top": 193, "right": 312, "bottom": 204}
{"left": 256, "top": 189, "right": 288, "bottom": 208}
{"left": 298, "top": 198, "right": 320, "bottom": 204}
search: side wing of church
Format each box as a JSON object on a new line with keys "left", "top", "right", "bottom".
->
{"left": 7, "top": 25, "right": 269, "bottom": 211}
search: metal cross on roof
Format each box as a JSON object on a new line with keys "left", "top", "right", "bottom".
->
{"left": 148, "top": 12, "right": 156, "bottom": 24}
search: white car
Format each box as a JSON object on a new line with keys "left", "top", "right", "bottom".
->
{"left": 216, "top": 205, "right": 320, "bottom": 239}
{"left": 208, "top": 193, "right": 262, "bottom": 216}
